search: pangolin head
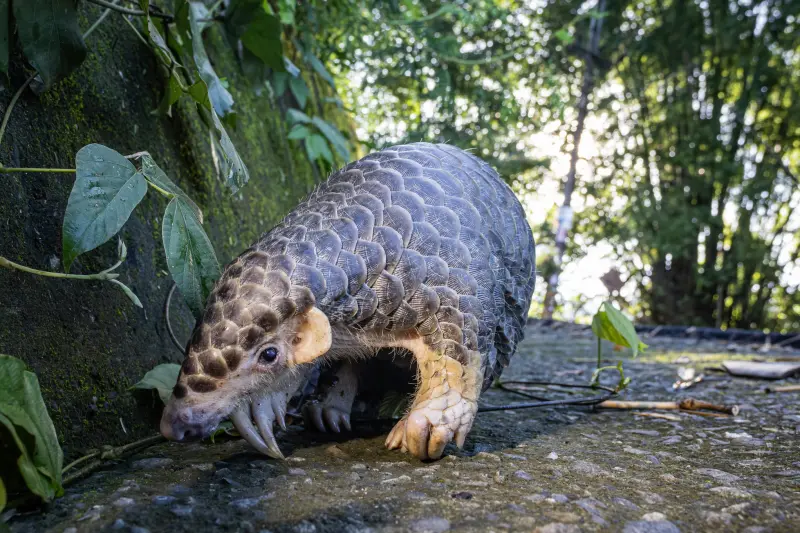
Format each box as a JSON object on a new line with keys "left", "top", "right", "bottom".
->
{"left": 160, "top": 249, "right": 331, "bottom": 442}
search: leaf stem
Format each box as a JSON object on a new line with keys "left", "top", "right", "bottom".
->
{"left": 0, "top": 167, "right": 76, "bottom": 173}
{"left": 596, "top": 336, "right": 602, "bottom": 370}
{"left": 63, "top": 435, "right": 165, "bottom": 485}
{"left": 145, "top": 179, "right": 174, "bottom": 198}
{"left": 85, "top": 0, "right": 173, "bottom": 21}
{"left": 0, "top": 256, "right": 119, "bottom": 280}
{"left": 0, "top": 74, "right": 35, "bottom": 149}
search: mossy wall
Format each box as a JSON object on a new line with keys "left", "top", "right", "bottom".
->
{"left": 0, "top": 6, "right": 347, "bottom": 457}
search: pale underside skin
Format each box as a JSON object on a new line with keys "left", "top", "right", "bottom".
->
{"left": 229, "top": 323, "right": 482, "bottom": 461}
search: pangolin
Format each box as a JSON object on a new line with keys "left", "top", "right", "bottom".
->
{"left": 160, "top": 142, "right": 535, "bottom": 460}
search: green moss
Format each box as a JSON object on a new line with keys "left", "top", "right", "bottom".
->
{"left": 0, "top": 5, "right": 354, "bottom": 457}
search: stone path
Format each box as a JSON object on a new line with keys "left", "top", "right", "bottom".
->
{"left": 8, "top": 323, "right": 800, "bottom": 532}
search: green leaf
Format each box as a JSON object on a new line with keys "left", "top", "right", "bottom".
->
{"left": 306, "top": 134, "right": 333, "bottom": 164}
{"left": 140, "top": 155, "right": 203, "bottom": 223}
{"left": 0, "top": 0, "right": 9, "bottom": 75}
{"left": 241, "top": 10, "right": 284, "bottom": 70}
{"left": 0, "top": 355, "right": 63, "bottom": 503}
{"left": 156, "top": 72, "right": 184, "bottom": 116}
{"left": 180, "top": 2, "right": 235, "bottom": 118}
{"left": 304, "top": 51, "right": 335, "bottom": 87}
{"left": 13, "top": 0, "right": 87, "bottom": 89}
{"left": 287, "top": 108, "right": 312, "bottom": 124}
{"left": 554, "top": 29, "right": 574, "bottom": 45}
{"left": 162, "top": 197, "right": 221, "bottom": 317}
{"left": 287, "top": 124, "right": 311, "bottom": 140}
{"left": 186, "top": 80, "right": 212, "bottom": 110}
{"left": 591, "top": 301, "right": 648, "bottom": 357}
{"left": 224, "top": 0, "right": 283, "bottom": 70}
{"left": 209, "top": 108, "right": 250, "bottom": 193}
{"left": 62, "top": 144, "right": 148, "bottom": 272}
{"left": 270, "top": 72, "right": 289, "bottom": 96}
{"left": 311, "top": 117, "right": 350, "bottom": 160}
{"left": 109, "top": 280, "right": 143, "bottom": 308}
{"left": 132, "top": 363, "right": 181, "bottom": 404}
{"left": 0, "top": 476, "right": 6, "bottom": 513}
{"left": 277, "top": 0, "right": 295, "bottom": 25}
{"left": 289, "top": 76, "right": 309, "bottom": 109}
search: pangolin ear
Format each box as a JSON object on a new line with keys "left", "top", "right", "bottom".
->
{"left": 292, "top": 307, "right": 332, "bottom": 364}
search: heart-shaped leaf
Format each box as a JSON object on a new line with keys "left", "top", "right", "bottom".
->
{"left": 162, "top": 197, "right": 221, "bottom": 318}
{"left": 304, "top": 50, "right": 334, "bottom": 87}
{"left": 287, "top": 108, "right": 312, "bottom": 124}
{"left": 0, "top": 355, "right": 63, "bottom": 503}
{"left": 241, "top": 9, "right": 284, "bottom": 70}
{"left": 63, "top": 144, "right": 148, "bottom": 271}
{"left": 287, "top": 124, "right": 311, "bottom": 140}
{"left": 13, "top": 0, "right": 87, "bottom": 89}
{"left": 132, "top": 363, "right": 181, "bottom": 404}
{"left": 311, "top": 117, "right": 350, "bottom": 161}
{"left": 289, "top": 77, "right": 309, "bottom": 109}
{"left": 305, "top": 134, "right": 333, "bottom": 164}
{"left": 591, "top": 301, "right": 648, "bottom": 357}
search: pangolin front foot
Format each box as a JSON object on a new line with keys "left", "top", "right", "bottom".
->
{"left": 385, "top": 338, "right": 481, "bottom": 460}
{"left": 385, "top": 389, "right": 476, "bottom": 460}
{"left": 303, "top": 362, "right": 357, "bottom": 433}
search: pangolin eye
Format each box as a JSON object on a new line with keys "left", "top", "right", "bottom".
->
{"left": 259, "top": 346, "right": 279, "bottom": 363}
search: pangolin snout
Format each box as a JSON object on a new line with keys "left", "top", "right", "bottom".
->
{"left": 160, "top": 404, "right": 206, "bottom": 442}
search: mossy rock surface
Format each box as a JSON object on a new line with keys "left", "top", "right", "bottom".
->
{"left": 0, "top": 5, "right": 347, "bottom": 457}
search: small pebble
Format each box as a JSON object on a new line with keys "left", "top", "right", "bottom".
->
{"left": 382, "top": 475, "right": 411, "bottom": 484}
{"left": 547, "top": 451, "right": 559, "bottom": 460}
{"left": 152, "top": 495, "right": 176, "bottom": 505}
{"left": 288, "top": 468, "right": 307, "bottom": 476}
{"left": 534, "top": 524, "right": 580, "bottom": 533}
{"left": 409, "top": 517, "right": 450, "bottom": 532}
{"left": 451, "top": 491, "right": 473, "bottom": 500}
{"left": 514, "top": 470, "right": 533, "bottom": 480}
{"left": 170, "top": 505, "right": 193, "bottom": 517}
{"left": 622, "top": 520, "right": 680, "bottom": 533}
{"left": 131, "top": 458, "right": 173, "bottom": 470}
{"left": 111, "top": 519, "right": 126, "bottom": 530}
{"left": 112, "top": 498, "right": 135, "bottom": 508}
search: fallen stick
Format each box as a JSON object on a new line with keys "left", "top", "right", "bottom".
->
{"left": 765, "top": 384, "right": 800, "bottom": 393}
{"left": 597, "top": 398, "right": 739, "bottom": 416}
{"left": 681, "top": 410, "right": 731, "bottom": 418}
{"left": 634, "top": 412, "right": 682, "bottom": 421}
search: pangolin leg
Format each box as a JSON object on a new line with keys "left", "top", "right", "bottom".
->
{"left": 385, "top": 338, "right": 481, "bottom": 460}
{"left": 303, "top": 362, "right": 357, "bottom": 433}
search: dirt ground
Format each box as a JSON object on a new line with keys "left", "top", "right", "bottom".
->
{"left": 7, "top": 322, "right": 800, "bottom": 532}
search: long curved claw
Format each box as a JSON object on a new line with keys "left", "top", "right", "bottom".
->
{"left": 231, "top": 406, "right": 283, "bottom": 459}
{"left": 251, "top": 396, "right": 284, "bottom": 459}
{"left": 271, "top": 395, "right": 287, "bottom": 431}
{"left": 323, "top": 409, "right": 341, "bottom": 433}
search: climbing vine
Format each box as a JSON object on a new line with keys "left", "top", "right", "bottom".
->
{"left": 0, "top": 0, "right": 354, "bottom": 311}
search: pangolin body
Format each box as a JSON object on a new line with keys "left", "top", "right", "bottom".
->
{"left": 166, "top": 142, "right": 535, "bottom": 459}
{"left": 255, "top": 142, "right": 532, "bottom": 386}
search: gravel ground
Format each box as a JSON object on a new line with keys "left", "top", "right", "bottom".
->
{"left": 7, "top": 323, "right": 800, "bottom": 532}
